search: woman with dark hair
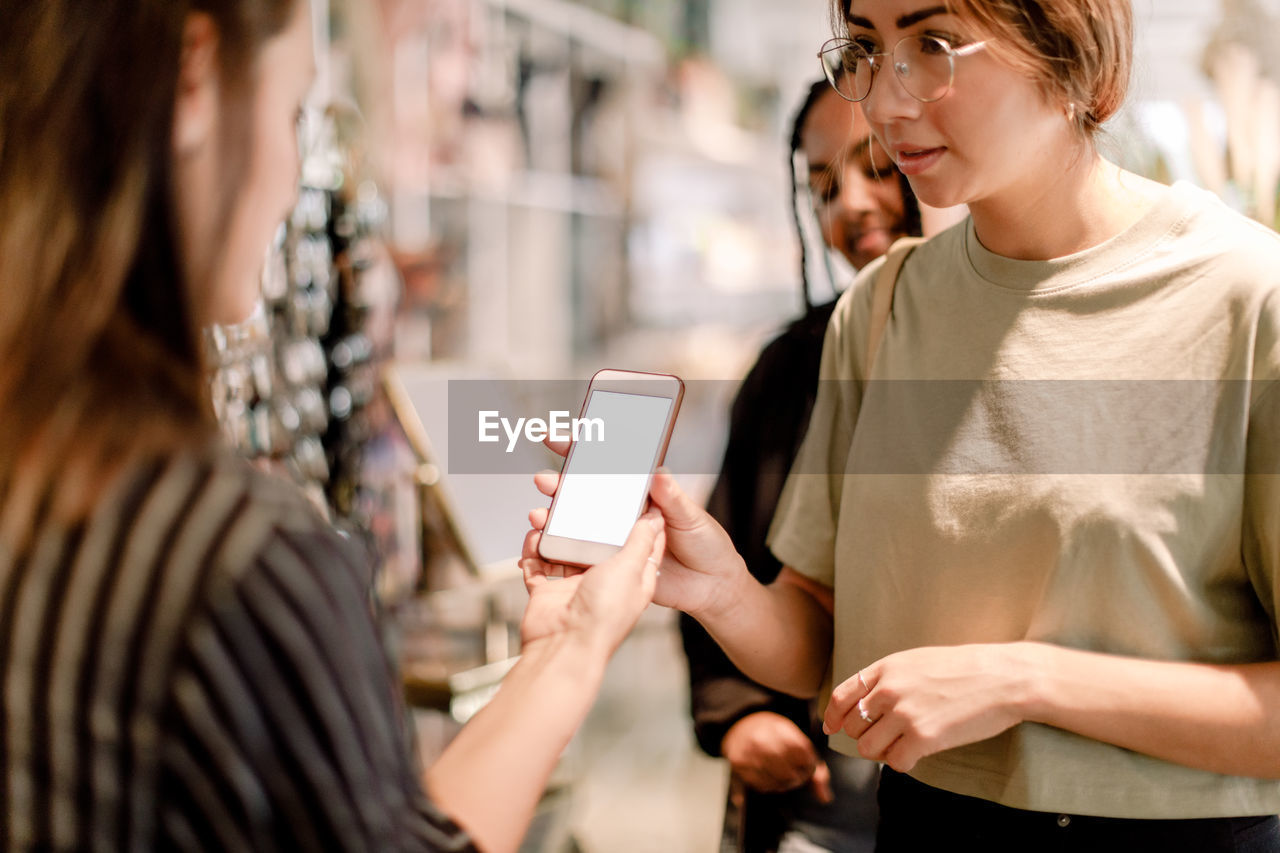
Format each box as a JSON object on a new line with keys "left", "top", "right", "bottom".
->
{"left": 0, "top": 2, "right": 662, "bottom": 850}
{"left": 679, "top": 79, "right": 920, "bottom": 853}
{"left": 529, "top": 0, "right": 1280, "bottom": 849}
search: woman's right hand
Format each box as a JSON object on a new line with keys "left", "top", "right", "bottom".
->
{"left": 529, "top": 466, "right": 748, "bottom": 620}
{"left": 721, "top": 711, "right": 833, "bottom": 801}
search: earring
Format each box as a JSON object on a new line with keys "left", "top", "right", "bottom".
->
{"left": 1066, "top": 102, "right": 1078, "bottom": 122}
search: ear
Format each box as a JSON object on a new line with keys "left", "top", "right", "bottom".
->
{"left": 172, "top": 12, "right": 220, "bottom": 155}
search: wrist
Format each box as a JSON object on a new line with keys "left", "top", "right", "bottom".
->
{"left": 520, "top": 630, "right": 609, "bottom": 689}
{"left": 720, "top": 720, "right": 743, "bottom": 759}
{"left": 721, "top": 709, "right": 790, "bottom": 753}
{"left": 693, "top": 551, "right": 754, "bottom": 624}
{"left": 1007, "top": 641, "right": 1054, "bottom": 723}
{"left": 720, "top": 710, "right": 761, "bottom": 753}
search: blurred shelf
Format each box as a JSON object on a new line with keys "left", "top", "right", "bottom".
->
{"left": 424, "top": 170, "right": 624, "bottom": 217}
{"left": 403, "top": 656, "right": 519, "bottom": 720}
{"left": 480, "top": 0, "right": 665, "bottom": 67}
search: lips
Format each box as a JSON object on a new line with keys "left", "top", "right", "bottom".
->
{"left": 892, "top": 145, "right": 946, "bottom": 176}
{"left": 845, "top": 227, "right": 890, "bottom": 256}
{"left": 843, "top": 215, "right": 905, "bottom": 265}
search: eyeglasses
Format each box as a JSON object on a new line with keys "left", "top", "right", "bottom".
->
{"left": 818, "top": 34, "right": 987, "bottom": 104}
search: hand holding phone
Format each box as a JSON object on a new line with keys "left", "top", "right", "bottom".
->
{"left": 531, "top": 452, "right": 747, "bottom": 620}
{"left": 536, "top": 369, "right": 683, "bottom": 567}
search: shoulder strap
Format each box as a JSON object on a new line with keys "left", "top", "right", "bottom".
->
{"left": 865, "top": 236, "right": 925, "bottom": 375}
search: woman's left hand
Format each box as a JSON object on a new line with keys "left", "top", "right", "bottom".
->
{"left": 518, "top": 509, "right": 665, "bottom": 658}
{"left": 821, "top": 643, "right": 1035, "bottom": 773}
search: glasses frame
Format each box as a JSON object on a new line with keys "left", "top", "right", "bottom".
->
{"left": 818, "top": 34, "right": 988, "bottom": 104}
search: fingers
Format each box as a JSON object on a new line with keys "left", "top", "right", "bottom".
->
{"left": 736, "top": 743, "right": 815, "bottom": 793}
{"left": 520, "top": 528, "right": 558, "bottom": 571}
{"left": 533, "top": 469, "right": 560, "bottom": 498}
{"left": 643, "top": 528, "right": 665, "bottom": 597}
{"left": 819, "top": 666, "right": 919, "bottom": 772}
{"left": 542, "top": 436, "right": 570, "bottom": 457}
{"left": 809, "top": 761, "right": 834, "bottom": 804}
{"left": 844, "top": 686, "right": 924, "bottom": 772}
{"left": 823, "top": 668, "right": 873, "bottom": 736}
{"left": 528, "top": 470, "right": 554, "bottom": 539}
{"left": 519, "top": 529, "right": 547, "bottom": 585}
{"left": 777, "top": 728, "right": 818, "bottom": 773}
{"left": 519, "top": 550, "right": 549, "bottom": 592}
{"left": 647, "top": 469, "right": 705, "bottom": 528}
{"left": 723, "top": 713, "right": 818, "bottom": 793}
{"left": 742, "top": 762, "right": 812, "bottom": 793}
{"left": 739, "top": 767, "right": 805, "bottom": 793}
{"left": 770, "top": 742, "right": 817, "bottom": 791}
{"left": 853, "top": 707, "right": 907, "bottom": 767}
{"left": 607, "top": 508, "right": 664, "bottom": 578}
{"left": 527, "top": 509, "right": 662, "bottom": 595}
{"left": 519, "top": 529, "right": 580, "bottom": 589}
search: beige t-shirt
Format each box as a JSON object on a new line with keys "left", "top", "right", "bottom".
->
{"left": 768, "top": 181, "right": 1280, "bottom": 818}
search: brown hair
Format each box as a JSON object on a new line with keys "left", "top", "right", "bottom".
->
{"left": 833, "top": 0, "right": 1133, "bottom": 138}
{"left": 0, "top": 0, "right": 297, "bottom": 542}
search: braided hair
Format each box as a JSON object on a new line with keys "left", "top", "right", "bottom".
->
{"left": 789, "top": 80, "right": 835, "bottom": 312}
{"left": 788, "top": 80, "right": 922, "bottom": 310}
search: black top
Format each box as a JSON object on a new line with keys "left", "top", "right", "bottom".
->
{"left": 680, "top": 299, "right": 837, "bottom": 756}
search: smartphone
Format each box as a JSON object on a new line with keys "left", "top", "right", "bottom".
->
{"left": 537, "top": 369, "right": 684, "bottom": 567}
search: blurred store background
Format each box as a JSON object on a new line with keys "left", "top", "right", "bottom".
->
{"left": 204, "top": 0, "right": 1280, "bottom": 850}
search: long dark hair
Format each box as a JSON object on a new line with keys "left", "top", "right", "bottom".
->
{"left": 0, "top": 0, "right": 296, "bottom": 543}
{"left": 787, "top": 80, "right": 922, "bottom": 311}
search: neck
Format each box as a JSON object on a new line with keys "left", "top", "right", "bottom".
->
{"left": 967, "top": 148, "right": 1160, "bottom": 261}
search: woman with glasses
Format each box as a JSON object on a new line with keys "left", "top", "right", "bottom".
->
{"left": 527, "top": 0, "right": 1280, "bottom": 849}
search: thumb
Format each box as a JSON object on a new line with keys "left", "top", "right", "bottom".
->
{"left": 607, "top": 508, "right": 664, "bottom": 572}
{"left": 648, "top": 469, "right": 704, "bottom": 528}
{"left": 809, "top": 760, "right": 834, "bottom": 804}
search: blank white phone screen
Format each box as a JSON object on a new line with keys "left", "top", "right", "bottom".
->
{"left": 544, "top": 389, "right": 673, "bottom": 548}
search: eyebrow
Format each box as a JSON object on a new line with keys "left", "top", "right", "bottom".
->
{"left": 847, "top": 5, "right": 948, "bottom": 30}
{"left": 808, "top": 136, "right": 875, "bottom": 174}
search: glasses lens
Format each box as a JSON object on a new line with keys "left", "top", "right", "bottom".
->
{"left": 820, "top": 40, "right": 871, "bottom": 102}
{"left": 894, "top": 35, "right": 954, "bottom": 102}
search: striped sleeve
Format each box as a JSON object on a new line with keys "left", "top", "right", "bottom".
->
{"left": 156, "top": 524, "right": 476, "bottom": 852}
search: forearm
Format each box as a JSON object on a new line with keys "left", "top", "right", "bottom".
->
{"left": 425, "top": 634, "right": 606, "bottom": 852}
{"left": 1021, "top": 643, "right": 1280, "bottom": 778}
{"left": 680, "top": 611, "right": 807, "bottom": 753}
{"left": 693, "top": 571, "right": 832, "bottom": 698}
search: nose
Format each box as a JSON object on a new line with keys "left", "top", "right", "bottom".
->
{"left": 861, "top": 58, "right": 922, "bottom": 126}
{"left": 835, "top": 168, "right": 878, "bottom": 217}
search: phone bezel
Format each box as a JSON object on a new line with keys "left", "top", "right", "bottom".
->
{"left": 536, "top": 368, "right": 684, "bottom": 568}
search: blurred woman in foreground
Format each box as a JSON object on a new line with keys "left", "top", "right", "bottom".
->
{"left": 0, "top": 1, "right": 661, "bottom": 850}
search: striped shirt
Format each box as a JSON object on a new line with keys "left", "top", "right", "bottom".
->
{"left": 0, "top": 449, "right": 475, "bottom": 851}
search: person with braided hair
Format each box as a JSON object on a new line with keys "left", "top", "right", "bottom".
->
{"left": 678, "top": 79, "right": 922, "bottom": 853}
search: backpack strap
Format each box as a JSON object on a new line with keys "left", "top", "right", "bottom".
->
{"left": 865, "top": 236, "right": 925, "bottom": 375}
